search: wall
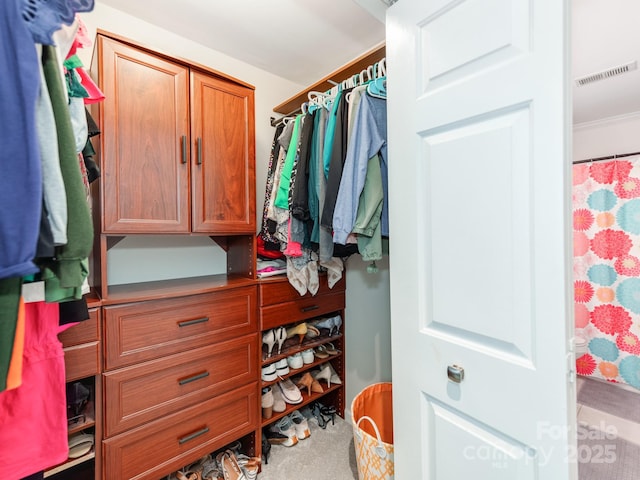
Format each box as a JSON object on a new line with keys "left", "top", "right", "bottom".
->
{"left": 81, "top": 2, "right": 392, "bottom": 418}
{"left": 573, "top": 112, "right": 640, "bottom": 160}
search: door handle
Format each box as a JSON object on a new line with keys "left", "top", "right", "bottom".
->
{"left": 180, "top": 135, "right": 187, "bottom": 164}
{"left": 196, "top": 137, "right": 202, "bottom": 165}
{"left": 447, "top": 364, "right": 465, "bottom": 383}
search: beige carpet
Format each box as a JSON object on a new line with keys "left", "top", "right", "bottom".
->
{"left": 258, "top": 415, "right": 358, "bottom": 480}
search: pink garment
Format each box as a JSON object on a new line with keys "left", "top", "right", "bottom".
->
{"left": 0, "top": 302, "right": 68, "bottom": 478}
{"left": 283, "top": 220, "right": 303, "bottom": 257}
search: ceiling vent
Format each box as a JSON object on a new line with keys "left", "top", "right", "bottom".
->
{"left": 575, "top": 61, "right": 638, "bottom": 87}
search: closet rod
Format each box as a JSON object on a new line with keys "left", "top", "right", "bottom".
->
{"left": 573, "top": 151, "right": 640, "bottom": 165}
{"left": 272, "top": 42, "right": 385, "bottom": 116}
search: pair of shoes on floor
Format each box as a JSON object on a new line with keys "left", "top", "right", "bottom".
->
{"left": 179, "top": 453, "right": 221, "bottom": 480}
{"left": 262, "top": 326, "right": 286, "bottom": 357}
{"left": 216, "top": 449, "right": 254, "bottom": 480}
{"left": 266, "top": 410, "right": 311, "bottom": 447}
{"left": 307, "top": 401, "right": 337, "bottom": 430}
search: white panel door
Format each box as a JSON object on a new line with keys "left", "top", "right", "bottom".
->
{"left": 386, "top": 0, "right": 576, "bottom": 478}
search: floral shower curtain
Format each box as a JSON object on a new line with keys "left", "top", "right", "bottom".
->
{"left": 573, "top": 157, "right": 640, "bottom": 389}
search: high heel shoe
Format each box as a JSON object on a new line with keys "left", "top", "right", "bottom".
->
{"left": 286, "top": 323, "right": 307, "bottom": 346}
{"left": 321, "top": 405, "right": 337, "bottom": 426}
{"left": 311, "top": 378, "right": 324, "bottom": 394}
{"left": 328, "top": 362, "right": 342, "bottom": 385}
{"left": 295, "top": 372, "right": 314, "bottom": 396}
{"left": 262, "top": 329, "right": 276, "bottom": 358}
{"left": 313, "top": 363, "right": 332, "bottom": 388}
{"left": 275, "top": 326, "right": 287, "bottom": 354}
{"left": 261, "top": 431, "right": 271, "bottom": 464}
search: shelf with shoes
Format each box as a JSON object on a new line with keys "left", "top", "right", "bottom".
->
{"left": 257, "top": 274, "right": 346, "bottom": 463}
{"left": 47, "top": 299, "right": 102, "bottom": 480}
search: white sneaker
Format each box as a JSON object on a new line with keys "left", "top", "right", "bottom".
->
{"left": 261, "top": 364, "right": 277, "bottom": 382}
{"left": 301, "top": 349, "right": 315, "bottom": 364}
{"left": 269, "top": 415, "right": 298, "bottom": 447}
{"left": 287, "top": 352, "right": 303, "bottom": 369}
{"left": 289, "top": 410, "right": 311, "bottom": 440}
{"left": 275, "top": 358, "right": 289, "bottom": 376}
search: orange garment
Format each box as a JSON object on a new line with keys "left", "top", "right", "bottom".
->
{"left": 4, "top": 296, "right": 25, "bottom": 390}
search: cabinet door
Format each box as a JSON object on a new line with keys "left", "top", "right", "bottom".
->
{"left": 190, "top": 72, "right": 255, "bottom": 233}
{"left": 99, "top": 37, "right": 190, "bottom": 233}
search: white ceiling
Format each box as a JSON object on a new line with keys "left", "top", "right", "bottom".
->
{"left": 572, "top": 0, "right": 640, "bottom": 124}
{"left": 97, "top": 0, "right": 386, "bottom": 86}
{"left": 97, "top": 0, "right": 638, "bottom": 125}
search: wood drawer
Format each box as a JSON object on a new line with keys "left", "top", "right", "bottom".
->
{"left": 103, "top": 286, "right": 257, "bottom": 370}
{"left": 104, "top": 334, "right": 258, "bottom": 436}
{"left": 64, "top": 341, "right": 99, "bottom": 382}
{"left": 260, "top": 290, "right": 345, "bottom": 331}
{"left": 59, "top": 307, "right": 99, "bottom": 347}
{"left": 259, "top": 275, "right": 345, "bottom": 307}
{"left": 103, "top": 383, "right": 257, "bottom": 480}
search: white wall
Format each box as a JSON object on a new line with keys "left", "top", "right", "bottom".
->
{"left": 573, "top": 112, "right": 640, "bottom": 160}
{"left": 82, "top": 2, "right": 392, "bottom": 417}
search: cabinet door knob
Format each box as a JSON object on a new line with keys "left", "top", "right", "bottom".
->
{"left": 447, "top": 364, "right": 465, "bottom": 383}
{"left": 181, "top": 135, "right": 187, "bottom": 164}
{"left": 196, "top": 137, "right": 202, "bottom": 165}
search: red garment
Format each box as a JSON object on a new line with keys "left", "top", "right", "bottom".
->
{"left": 0, "top": 302, "right": 68, "bottom": 478}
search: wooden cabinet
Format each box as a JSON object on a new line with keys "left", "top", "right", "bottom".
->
{"left": 94, "top": 35, "right": 255, "bottom": 235}
{"left": 86, "top": 31, "right": 260, "bottom": 479}
{"left": 257, "top": 275, "right": 346, "bottom": 457}
{"left": 101, "top": 287, "right": 259, "bottom": 479}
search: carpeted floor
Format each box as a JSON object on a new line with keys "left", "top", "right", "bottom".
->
{"left": 258, "top": 415, "right": 358, "bottom": 480}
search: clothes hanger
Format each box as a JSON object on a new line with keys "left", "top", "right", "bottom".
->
{"left": 367, "top": 58, "right": 387, "bottom": 99}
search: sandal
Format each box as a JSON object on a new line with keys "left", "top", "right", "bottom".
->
{"left": 167, "top": 471, "right": 198, "bottom": 480}
{"left": 324, "top": 342, "right": 339, "bottom": 355}
{"left": 216, "top": 450, "right": 246, "bottom": 480}
{"left": 314, "top": 345, "right": 330, "bottom": 359}
{"left": 310, "top": 402, "right": 327, "bottom": 429}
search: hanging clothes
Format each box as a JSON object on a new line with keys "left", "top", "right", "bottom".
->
{"left": 0, "top": 0, "right": 43, "bottom": 281}
{"left": 332, "top": 92, "right": 388, "bottom": 246}
{"left": 0, "top": 301, "right": 68, "bottom": 479}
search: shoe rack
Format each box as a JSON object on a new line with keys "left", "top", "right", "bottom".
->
{"left": 257, "top": 274, "right": 346, "bottom": 446}
{"left": 46, "top": 295, "right": 102, "bottom": 480}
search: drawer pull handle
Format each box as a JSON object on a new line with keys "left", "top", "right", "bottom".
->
{"left": 178, "top": 426, "right": 209, "bottom": 445}
{"left": 178, "top": 371, "right": 210, "bottom": 385}
{"left": 178, "top": 317, "right": 209, "bottom": 327}
{"left": 301, "top": 305, "right": 319, "bottom": 312}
